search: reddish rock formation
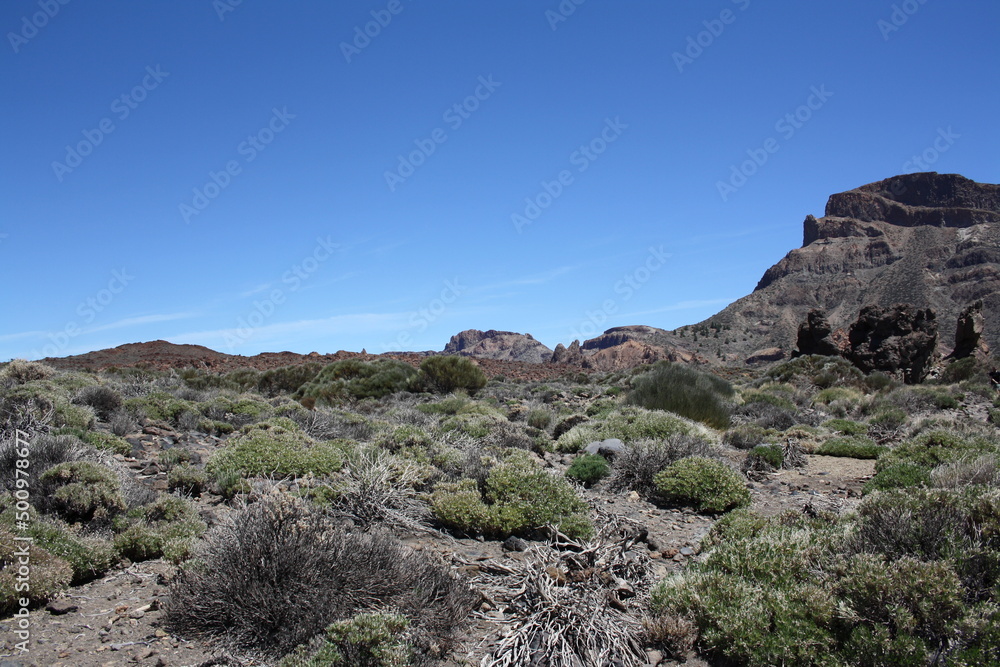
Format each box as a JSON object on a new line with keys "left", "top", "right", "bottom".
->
{"left": 443, "top": 329, "right": 553, "bottom": 364}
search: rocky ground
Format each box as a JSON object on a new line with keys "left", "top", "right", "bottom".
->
{"left": 1, "top": 422, "right": 875, "bottom": 667}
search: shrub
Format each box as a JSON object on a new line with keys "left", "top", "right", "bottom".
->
{"left": 627, "top": 362, "right": 733, "bottom": 428}
{"left": 200, "top": 394, "right": 272, "bottom": 427}
{"left": 722, "top": 424, "right": 771, "bottom": 450}
{"left": 816, "top": 436, "right": 884, "bottom": 459}
{"left": 748, "top": 444, "right": 784, "bottom": 469}
{"left": 0, "top": 433, "right": 87, "bottom": 493}
{"left": 653, "top": 457, "right": 750, "bottom": 514}
{"left": 159, "top": 447, "right": 197, "bottom": 470}
{"left": 206, "top": 418, "right": 345, "bottom": 480}
{"left": 278, "top": 613, "right": 413, "bottom": 667}
{"left": 37, "top": 461, "right": 125, "bottom": 523}
{"left": 822, "top": 418, "right": 868, "bottom": 436}
{"left": 1, "top": 359, "right": 55, "bottom": 384}
{"left": 565, "top": 454, "right": 610, "bottom": 486}
{"left": 418, "top": 356, "right": 487, "bottom": 396}
{"left": 877, "top": 430, "right": 997, "bottom": 473}
{"left": 72, "top": 385, "right": 122, "bottom": 420}
{"left": 931, "top": 457, "right": 999, "bottom": 488}
{"left": 864, "top": 463, "right": 931, "bottom": 493}
{"left": 812, "top": 386, "right": 863, "bottom": 406}
{"left": 527, "top": 408, "right": 552, "bottom": 430}
{"left": 298, "top": 359, "right": 419, "bottom": 404}
{"left": 82, "top": 430, "right": 132, "bottom": 456}
{"left": 416, "top": 396, "right": 470, "bottom": 415}
{"left": 257, "top": 362, "right": 326, "bottom": 396}
{"left": 431, "top": 451, "right": 593, "bottom": 539}
{"left": 168, "top": 463, "right": 209, "bottom": 496}
{"left": 556, "top": 406, "right": 692, "bottom": 453}
{"left": 53, "top": 400, "right": 96, "bottom": 430}
{"left": 112, "top": 495, "right": 206, "bottom": 563}
{"left": 0, "top": 498, "right": 117, "bottom": 583}
{"left": 108, "top": 408, "right": 139, "bottom": 436}
{"left": 767, "top": 355, "right": 864, "bottom": 389}
{"left": 165, "top": 493, "right": 473, "bottom": 659}
{"left": 0, "top": 528, "right": 72, "bottom": 614}
{"left": 608, "top": 435, "right": 715, "bottom": 497}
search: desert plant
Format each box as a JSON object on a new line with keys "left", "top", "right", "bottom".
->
{"left": 298, "top": 359, "right": 419, "bottom": 404}
{"left": 418, "top": 356, "right": 487, "bottom": 396}
{"left": 627, "top": 362, "right": 733, "bottom": 429}
{"left": 822, "top": 418, "right": 868, "bottom": 436}
{"left": 816, "top": 436, "right": 884, "bottom": 459}
{"left": 206, "top": 418, "right": 346, "bottom": 480}
{"left": 653, "top": 457, "right": 750, "bottom": 514}
{"left": 107, "top": 408, "right": 139, "bottom": 436}
{"left": 0, "top": 433, "right": 88, "bottom": 493}
{"left": 931, "top": 456, "right": 1000, "bottom": 488}
{"left": 565, "top": 453, "right": 610, "bottom": 487}
{"left": 36, "top": 461, "right": 126, "bottom": 523}
{"left": 72, "top": 384, "right": 122, "bottom": 421}
{"left": 722, "top": 424, "right": 771, "bottom": 450}
{"left": 0, "top": 359, "right": 55, "bottom": 384}
{"left": 165, "top": 493, "right": 473, "bottom": 659}
{"left": 608, "top": 435, "right": 715, "bottom": 497}
{"left": 113, "top": 494, "right": 206, "bottom": 563}
{"left": 556, "top": 406, "right": 693, "bottom": 453}
{"left": 81, "top": 430, "right": 132, "bottom": 456}
{"left": 278, "top": 612, "right": 413, "bottom": 667}
{"left": 0, "top": 527, "right": 72, "bottom": 614}
{"left": 168, "top": 463, "right": 209, "bottom": 496}
{"left": 748, "top": 444, "right": 784, "bottom": 469}
{"left": 527, "top": 408, "right": 552, "bottom": 431}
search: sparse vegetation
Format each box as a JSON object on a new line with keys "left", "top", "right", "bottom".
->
{"left": 653, "top": 457, "right": 750, "bottom": 513}
{"left": 627, "top": 362, "right": 733, "bottom": 428}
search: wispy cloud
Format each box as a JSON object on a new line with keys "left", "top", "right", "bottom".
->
{"left": 623, "top": 298, "right": 736, "bottom": 318}
{"left": 239, "top": 283, "right": 272, "bottom": 298}
{"left": 86, "top": 312, "right": 198, "bottom": 335}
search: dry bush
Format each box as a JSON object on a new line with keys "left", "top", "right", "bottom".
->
{"left": 642, "top": 613, "right": 698, "bottom": 660}
{"left": 1, "top": 359, "right": 54, "bottom": 384}
{"left": 0, "top": 433, "right": 89, "bottom": 493}
{"left": 608, "top": 435, "right": 716, "bottom": 497}
{"left": 107, "top": 408, "right": 140, "bottom": 436}
{"left": 483, "top": 419, "right": 536, "bottom": 452}
{"left": 166, "top": 492, "right": 473, "bottom": 660}
{"left": 293, "top": 407, "right": 375, "bottom": 441}
{"left": 72, "top": 385, "right": 122, "bottom": 421}
{"left": 931, "top": 456, "right": 1000, "bottom": 488}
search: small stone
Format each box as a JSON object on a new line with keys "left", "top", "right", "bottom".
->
{"left": 129, "top": 609, "right": 146, "bottom": 619}
{"left": 627, "top": 491, "right": 641, "bottom": 502}
{"left": 154, "top": 629, "right": 168, "bottom": 638}
{"left": 502, "top": 536, "right": 528, "bottom": 552}
{"left": 680, "top": 547, "right": 694, "bottom": 557}
{"left": 45, "top": 600, "right": 78, "bottom": 615}
{"left": 646, "top": 648, "right": 664, "bottom": 665}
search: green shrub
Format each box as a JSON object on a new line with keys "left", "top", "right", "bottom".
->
{"left": 565, "top": 454, "right": 610, "bottom": 486}
{"left": 168, "top": 463, "right": 209, "bottom": 496}
{"left": 816, "top": 436, "right": 884, "bottom": 459}
{"left": 608, "top": 435, "right": 715, "bottom": 497}
{"left": 653, "top": 457, "right": 750, "bottom": 514}
{"left": 748, "top": 444, "right": 783, "bottom": 469}
{"left": 122, "top": 392, "right": 197, "bottom": 425}
{"left": 431, "top": 451, "right": 592, "bottom": 539}
{"left": 418, "top": 356, "right": 487, "bottom": 396}
{"left": 278, "top": 612, "right": 413, "bottom": 667}
{"left": 112, "top": 495, "right": 206, "bottom": 563}
{"left": 767, "top": 355, "right": 864, "bottom": 389}
{"left": 722, "top": 424, "right": 771, "bottom": 450}
{"left": 206, "top": 418, "right": 346, "bottom": 479}
{"left": 82, "top": 430, "right": 132, "bottom": 455}
{"left": 38, "top": 461, "right": 125, "bottom": 523}
{"left": 415, "top": 396, "right": 470, "bottom": 415}
{"left": 526, "top": 408, "right": 552, "bottom": 430}
{"left": 73, "top": 384, "right": 122, "bottom": 420}
{"left": 863, "top": 463, "right": 931, "bottom": 493}
{"left": 822, "top": 418, "right": 868, "bottom": 436}
{"left": 1, "top": 359, "right": 55, "bottom": 384}
{"left": 53, "top": 400, "right": 96, "bottom": 430}
{"left": 812, "top": 386, "right": 863, "bottom": 406}
{"left": 159, "top": 447, "right": 196, "bottom": 470}
{"left": 258, "top": 362, "right": 326, "bottom": 396}
{"left": 627, "top": 362, "right": 733, "bottom": 428}
{"left": 556, "top": 406, "right": 692, "bottom": 453}
{"left": 0, "top": 528, "right": 72, "bottom": 614}
{"left": 877, "top": 430, "right": 997, "bottom": 473}
{"left": 297, "top": 359, "right": 418, "bottom": 404}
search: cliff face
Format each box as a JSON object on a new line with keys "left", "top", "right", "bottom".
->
{"left": 443, "top": 329, "right": 554, "bottom": 364}
{"left": 687, "top": 173, "right": 1000, "bottom": 362}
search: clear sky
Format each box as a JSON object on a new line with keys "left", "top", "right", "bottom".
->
{"left": 2, "top": 0, "right": 998, "bottom": 361}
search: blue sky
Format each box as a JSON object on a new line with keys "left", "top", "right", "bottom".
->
{"left": 2, "top": 0, "right": 998, "bottom": 361}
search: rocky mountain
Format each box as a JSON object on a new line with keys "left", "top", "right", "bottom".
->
{"left": 443, "top": 329, "right": 553, "bottom": 364}
{"left": 673, "top": 172, "right": 1000, "bottom": 363}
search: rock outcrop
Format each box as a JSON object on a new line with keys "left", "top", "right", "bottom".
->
{"left": 551, "top": 340, "right": 584, "bottom": 365}
{"left": 443, "top": 329, "right": 553, "bottom": 364}
{"left": 793, "top": 310, "right": 846, "bottom": 357}
{"left": 670, "top": 173, "right": 1000, "bottom": 363}
{"left": 950, "top": 301, "right": 990, "bottom": 361}
{"left": 846, "top": 304, "right": 938, "bottom": 383}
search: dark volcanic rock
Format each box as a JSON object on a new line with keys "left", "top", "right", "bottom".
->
{"left": 950, "top": 300, "right": 989, "bottom": 360}
{"left": 794, "top": 309, "right": 845, "bottom": 357}
{"left": 551, "top": 340, "right": 583, "bottom": 365}
{"left": 846, "top": 304, "right": 938, "bottom": 383}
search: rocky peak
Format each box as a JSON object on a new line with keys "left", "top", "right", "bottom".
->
{"left": 443, "top": 329, "right": 552, "bottom": 364}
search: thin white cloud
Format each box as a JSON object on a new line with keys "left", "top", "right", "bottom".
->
{"left": 239, "top": 283, "right": 273, "bottom": 298}
{"left": 85, "top": 312, "right": 199, "bottom": 335}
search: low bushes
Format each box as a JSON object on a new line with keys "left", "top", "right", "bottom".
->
{"left": 822, "top": 418, "right": 868, "bottom": 436}
{"left": 627, "top": 362, "right": 733, "bottom": 429}
{"left": 431, "top": 450, "right": 592, "bottom": 539}
{"left": 112, "top": 495, "right": 206, "bottom": 563}
{"left": 0, "top": 528, "right": 72, "bottom": 615}
{"left": 565, "top": 453, "right": 610, "bottom": 486}
{"left": 297, "top": 359, "right": 419, "bottom": 404}
{"left": 166, "top": 493, "right": 473, "bottom": 659}
{"left": 278, "top": 613, "right": 413, "bottom": 667}
{"left": 206, "top": 418, "right": 346, "bottom": 482}
{"left": 418, "top": 356, "right": 487, "bottom": 396}
{"left": 608, "top": 435, "right": 715, "bottom": 497}
{"left": 556, "top": 406, "right": 693, "bottom": 453}
{"left": 816, "top": 436, "right": 884, "bottom": 459}
{"left": 653, "top": 457, "right": 750, "bottom": 514}
{"left": 37, "top": 461, "right": 126, "bottom": 524}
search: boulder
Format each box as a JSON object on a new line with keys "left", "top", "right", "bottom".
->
{"left": 950, "top": 300, "right": 989, "bottom": 360}
{"left": 847, "top": 304, "right": 938, "bottom": 383}
{"left": 793, "top": 309, "right": 843, "bottom": 357}
{"left": 583, "top": 438, "right": 626, "bottom": 459}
